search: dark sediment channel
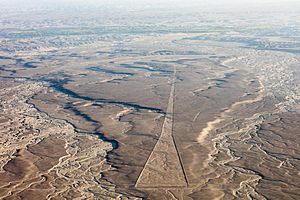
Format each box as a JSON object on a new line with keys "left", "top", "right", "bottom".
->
{"left": 1, "top": 75, "right": 120, "bottom": 150}
{"left": 64, "top": 103, "right": 119, "bottom": 149}
{"left": 96, "top": 132, "right": 119, "bottom": 149}
{"left": 0, "top": 66, "right": 16, "bottom": 74}
{"left": 47, "top": 79, "right": 165, "bottom": 114}
{"left": 0, "top": 75, "right": 161, "bottom": 155}
{"left": 23, "top": 62, "right": 39, "bottom": 68}
{"left": 86, "top": 66, "right": 135, "bottom": 76}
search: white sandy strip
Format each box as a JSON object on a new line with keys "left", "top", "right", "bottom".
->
{"left": 115, "top": 107, "right": 134, "bottom": 120}
{"left": 197, "top": 79, "right": 264, "bottom": 144}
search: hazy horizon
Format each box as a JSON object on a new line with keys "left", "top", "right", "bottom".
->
{"left": 1, "top": 0, "right": 300, "bottom": 12}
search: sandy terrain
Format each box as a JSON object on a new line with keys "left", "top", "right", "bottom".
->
{"left": 1, "top": 2, "right": 300, "bottom": 199}
{"left": 0, "top": 79, "right": 136, "bottom": 199}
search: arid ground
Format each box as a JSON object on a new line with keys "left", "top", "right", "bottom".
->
{"left": 0, "top": 1, "right": 300, "bottom": 199}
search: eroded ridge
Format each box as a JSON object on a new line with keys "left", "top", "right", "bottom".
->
{"left": 193, "top": 54, "right": 300, "bottom": 199}
{"left": 135, "top": 67, "right": 187, "bottom": 188}
{"left": 0, "top": 79, "right": 137, "bottom": 199}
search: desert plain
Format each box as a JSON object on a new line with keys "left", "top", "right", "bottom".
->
{"left": 0, "top": 1, "right": 300, "bottom": 199}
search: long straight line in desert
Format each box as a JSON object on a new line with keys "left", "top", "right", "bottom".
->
{"left": 135, "top": 66, "right": 187, "bottom": 188}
